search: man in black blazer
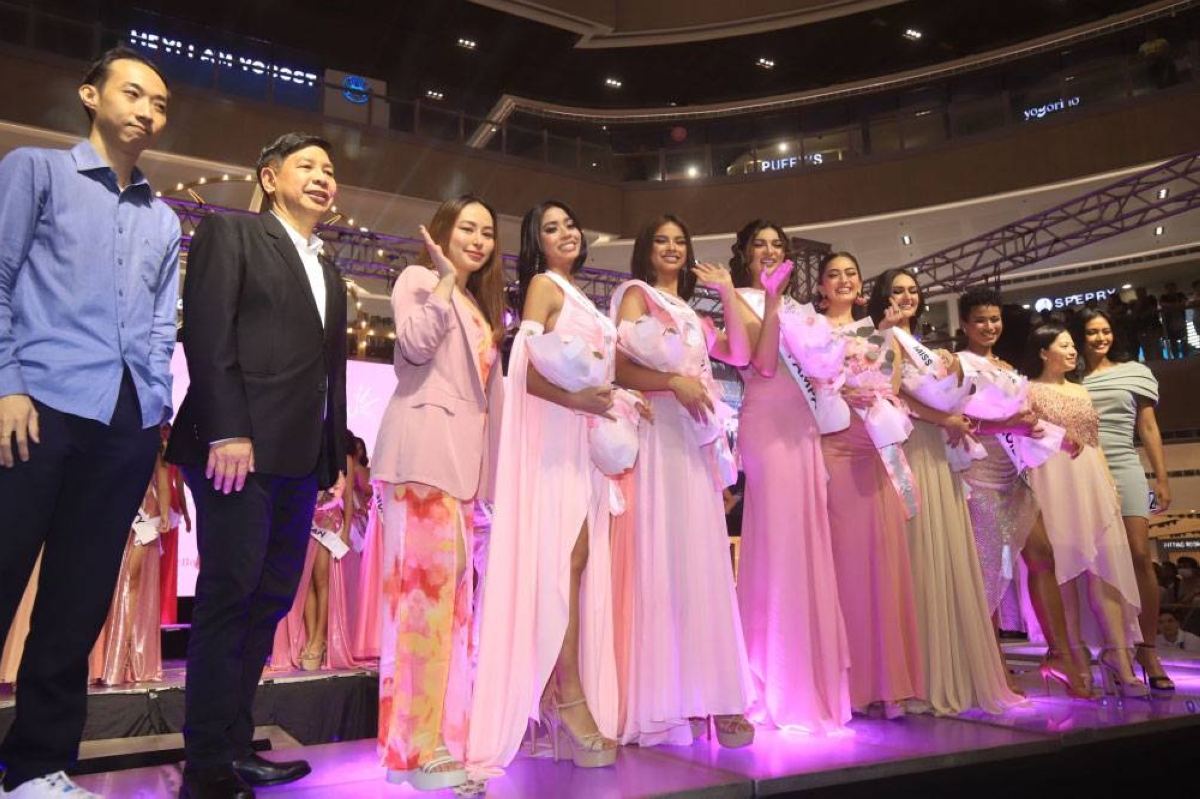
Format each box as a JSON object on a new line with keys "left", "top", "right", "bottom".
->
{"left": 167, "top": 132, "right": 346, "bottom": 799}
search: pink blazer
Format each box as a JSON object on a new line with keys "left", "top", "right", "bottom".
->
{"left": 371, "top": 265, "right": 504, "bottom": 501}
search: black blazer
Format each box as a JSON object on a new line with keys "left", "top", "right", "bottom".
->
{"left": 167, "top": 212, "right": 347, "bottom": 489}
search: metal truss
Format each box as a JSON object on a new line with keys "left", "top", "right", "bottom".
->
{"left": 165, "top": 197, "right": 634, "bottom": 309}
{"left": 899, "top": 150, "right": 1200, "bottom": 297}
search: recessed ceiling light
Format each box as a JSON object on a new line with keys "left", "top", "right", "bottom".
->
{"left": 901, "top": 234, "right": 913, "bottom": 245}
{"left": 778, "top": 142, "right": 789, "bottom": 153}
{"left": 604, "top": 77, "right": 622, "bottom": 88}
{"left": 1157, "top": 188, "right": 1169, "bottom": 199}
{"left": 1154, "top": 225, "right": 1165, "bottom": 235}
{"left": 457, "top": 37, "right": 477, "bottom": 50}
{"left": 756, "top": 57, "right": 775, "bottom": 69}
{"left": 686, "top": 165, "right": 699, "bottom": 178}
{"left": 903, "top": 28, "right": 923, "bottom": 41}
{"left": 425, "top": 89, "right": 444, "bottom": 100}
{"left": 1122, "top": 283, "right": 1133, "bottom": 289}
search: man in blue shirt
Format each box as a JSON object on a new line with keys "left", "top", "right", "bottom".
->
{"left": 0, "top": 46, "right": 179, "bottom": 798}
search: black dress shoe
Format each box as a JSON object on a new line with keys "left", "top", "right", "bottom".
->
{"left": 231, "top": 753, "right": 312, "bottom": 787}
{"left": 180, "top": 766, "right": 255, "bottom": 799}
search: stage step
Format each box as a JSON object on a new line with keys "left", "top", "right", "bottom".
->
{"left": 75, "top": 725, "right": 301, "bottom": 775}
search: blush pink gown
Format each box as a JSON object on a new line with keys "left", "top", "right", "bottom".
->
{"left": 735, "top": 288, "right": 851, "bottom": 733}
{"left": 609, "top": 280, "right": 754, "bottom": 747}
{"left": 466, "top": 272, "right": 620, "bottom": 776}
{"left": 269, "top": 495, "right": 364, "bottom": 671}
{"left": 820, "top": 320, "right": 923, "bottom": 709}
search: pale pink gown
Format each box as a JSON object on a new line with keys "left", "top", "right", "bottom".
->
{"left": 350, "top": 488, "right": 384, "bottom": 662}
{"left": 270, "top": 496, "right": 363, "bottom": 671}
{"left": 735, "top": 288, "right": 851, "bottom": 733}
{"left": 1026, "top": 385, "right": 1142, "bottom": 643}
{"left": 610, "top": 280, "right": 754, "bottom": 747}
{"left": 466, "top": 271, "right": 620, "bottom": 775}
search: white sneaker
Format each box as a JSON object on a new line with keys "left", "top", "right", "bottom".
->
{"left": 4, "top": 772, "right": 101, "bottom": 798}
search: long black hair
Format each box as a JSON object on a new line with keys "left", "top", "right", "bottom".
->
{"left": 1023, "top": 322, "right": 1073, "bottom": 380}
{"left": 729, "top": 219, "right": 795, "bottom": 293}
{"left": 1070, "top": 307, "right": 1130, "bottom": 370}
{"left": 630, "top": 214, "right": 698, "bottom": 301}
{"left": 867, "top": 267, "right": 923, "bottom": 329}
{"left": 516, "top": 200, "right": 589, "bottom": 314}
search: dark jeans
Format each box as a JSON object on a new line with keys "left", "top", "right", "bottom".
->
{"left": 0, "top": 373, "right": 159, "bottom": 789}
{"left": 181, "top": 466, "right": 317, "bottom": 768}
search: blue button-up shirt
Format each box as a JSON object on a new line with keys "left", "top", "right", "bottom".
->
{"left": 0, "top": 140, "right": 181, "bottom": 428}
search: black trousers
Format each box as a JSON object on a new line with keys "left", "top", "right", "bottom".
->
{"left": 180, "top": 465, "right": 317, "bottom": 768}
{"left": 0, "top": 373, "right": 159, "bottom": 789}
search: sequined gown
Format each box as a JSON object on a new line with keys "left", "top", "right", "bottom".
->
{"left": 959, "top": 360, "right": 1041, "bottom": 616}
{"left": 1026, "top": 384, "right": 1141, "bottom": 640}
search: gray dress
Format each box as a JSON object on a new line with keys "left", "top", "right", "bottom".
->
{"left": 1082, "top": 361, "right": 1159, "bottom": 518}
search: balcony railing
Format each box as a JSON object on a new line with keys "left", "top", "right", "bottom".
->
{"left": 1, "top": 0, "right": 1197, "bottom": 185}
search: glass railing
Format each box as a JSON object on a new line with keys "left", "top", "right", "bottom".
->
{"left": 2, "top": 0, "right": 1197, "bottom": 186}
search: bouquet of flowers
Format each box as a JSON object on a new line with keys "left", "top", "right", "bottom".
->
{"left": 588, "top": 388, "right": 642, "bottom": 476}
{"left": 960, "top": 355, "right": 1064, "bottom": 470}
{"left": 526, "top": 330, "right": 610, "bottom": 392}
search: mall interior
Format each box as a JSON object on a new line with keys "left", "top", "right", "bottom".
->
{"left": 1, "top": 1, "right": 1199, "bottom": 797}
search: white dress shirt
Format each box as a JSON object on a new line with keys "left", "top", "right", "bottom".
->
{"left": 273, "top": 211, "right": 326, "bottom": 328}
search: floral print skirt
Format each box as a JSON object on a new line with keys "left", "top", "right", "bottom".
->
{"left": 377, "top": 482, "right": 475, "bottom": 771}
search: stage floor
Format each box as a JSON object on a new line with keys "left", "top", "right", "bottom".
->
{"left": 69, "top": 653, "right": 1200, "bottom": 798}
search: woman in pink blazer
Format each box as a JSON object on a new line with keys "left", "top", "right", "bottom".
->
{"left": 371, "top": 195, "right": 505, "bottom": 792}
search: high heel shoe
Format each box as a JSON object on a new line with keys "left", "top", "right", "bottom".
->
{"left": 712, "top": 715, "right": 755, "bottom": 747}
{"left": 543, "top": 697, "right": 617, "bottom": 768}
{"left": 299, "top": 644, "right": 325, "bottom": 672}
{"left": 386, "top": 746, "right": 468, "bottom": 791}
{"left": 1134, "top": 643, "right": 1175, "bottom": 696}
{"left": 1039, "top": 650, "right": 1095, "bottom": 700}
{"left": 1097, "top": 647, "right": 1151, "bottom": 700}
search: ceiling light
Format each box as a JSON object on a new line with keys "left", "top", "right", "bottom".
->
{"left": 756, "top": 57, "right": 775, "bottom": 69}
{"left": 457, "top": 38, "right": 477, "bottom": 50}
{"left": 348, "top": 218, "right": 355, "bottom": 226}
{"left": 346, "top": 327, "right": 354, "bottom": 334}
{"left": 778, "top": 142, "right": 789, "bottom": 153}
{"left": 901, "top": 234, "right": 913, "bottom": 245}
{"left": 1122, "top": 284, "right": 1133, "bottom": 289}
{"left": 1157, "top": 188, "right": 1169, "bottom": 199}
{"left": 221, "top": 174, "right": 229, "bottom": 181}
{"left": 155, "top": 191, "right": 162, "bottom": 198}
{"left": 604, "top": 77, "right": 622, "bottom": 88}
{"left": 425, "top": 89, "right": 444, "bottom": 100}
{"left": 686, "top": 165, "right": 699, "bottom": 178}
{"left": 903, "top": 28, "right": 923, "bottom": 41}
{"left": 1154, "top": 225, "right": 1164, "bottom": 235}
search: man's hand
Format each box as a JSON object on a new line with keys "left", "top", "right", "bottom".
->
{"left": 206, "top": 438, "right": 255, "bottom": 494}
{"left": 0, "top": 394, "right": 39, "bottom": 468}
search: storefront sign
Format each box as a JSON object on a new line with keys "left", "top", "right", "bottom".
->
{"left": 759, "top": 153, "right": 824, "bottom": 171}
{"left": 1023, "top": 96, "right": 1081, "bottom": 122}
{"left": 1033, "top": 287, "right": 1117, "bottom": 313}
{"left": 128, "top": 29, "right": 318, "bottom": 87}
